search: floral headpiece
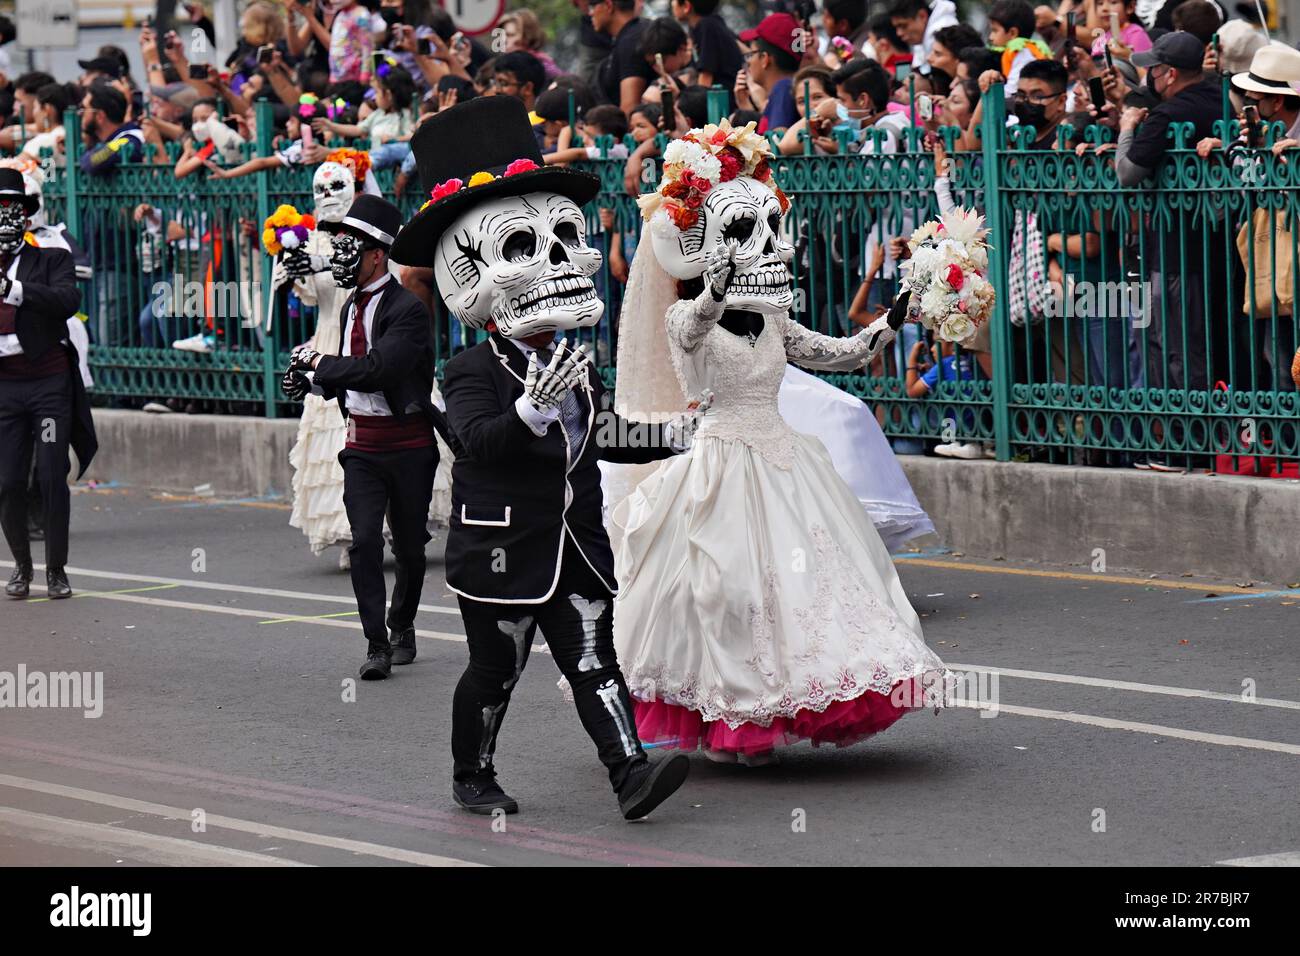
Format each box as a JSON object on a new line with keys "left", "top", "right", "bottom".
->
{"left": 417, "top": 158, "right": 540, "bottom": 213}
{"left": 325, "top": 147, "right": 371, "bottom": 184}
{"left": 298, "top": 93, "right": 319, "bottom": 119}
{"left": 636, "top": 120, "right": 788, "bottom": 232}
{"left": 325, "top": 97, "right": 348, "bottom": 119}
{"left": 261, "top": 205, "right": 316, "bottom": 256}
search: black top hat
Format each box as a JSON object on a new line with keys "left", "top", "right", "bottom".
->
{"left": 321, "top": 193, "right": 403, "bottom": 249}
{"left": 388, "top": 97, "right": 600, "bottom": 267}
{"left": 0, "top": 168, "right": 39, "bottom": 216}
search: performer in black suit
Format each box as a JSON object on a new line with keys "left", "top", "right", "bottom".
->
{"left": 282, "top": 194, "right": 438, "bottom": 680}
{"left": 0, "top": 168, "right": 94, "bottom": 600}
{"left": 391, "top": 96, "right": 707, "bottom": 820}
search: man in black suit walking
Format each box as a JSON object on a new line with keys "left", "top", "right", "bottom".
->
{"left": 392, "top": 96, "right": 703, "bottom": 820}
{"left": 0, "top": 168, "right": 94, "bottom": 600}
{"left": 282, "top": 194, "right": 438, "bottom": 681}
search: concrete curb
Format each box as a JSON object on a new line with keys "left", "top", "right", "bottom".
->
{"left": 85, "top": 410, "right": 1299, "bottom": 584}
{"left": 898, "top": 457, "right": 1298, "bottom": 585}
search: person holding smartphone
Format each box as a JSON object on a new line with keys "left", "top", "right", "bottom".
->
{"left": 327, "top": 0, "right": 377, "bottom": 83}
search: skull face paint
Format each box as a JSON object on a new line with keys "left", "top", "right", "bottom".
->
{"left": 433, "top": 191, "right": 604, "bottom": 338}
{"left": 0, "top": 201, "right": 27, "bottom": 254}
{"left": 312, "top": 161, "right": 356, "bottom": 224}
{"left": 329, "top": 232, "right": 364, "bottom": 288}
{"left": 651, "top": 178, "right": 795, "bottom": 315}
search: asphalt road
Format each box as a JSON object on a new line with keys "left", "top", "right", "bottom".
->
{"left": 1, "top": 484, "right": 1297, "bottom": 867}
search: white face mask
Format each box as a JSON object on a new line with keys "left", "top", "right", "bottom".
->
{"left": 191, "top": 119, "right": 212, "bottom": 143}
{"left": 434, "top": 191, "right": 604, "bottom": 338}
{"left": 312, "top": 162, "right": 357, "bottom": 224}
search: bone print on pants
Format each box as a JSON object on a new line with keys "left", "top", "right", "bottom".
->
{"left": 451, "top": 538, "right": 647, "bottom": 793}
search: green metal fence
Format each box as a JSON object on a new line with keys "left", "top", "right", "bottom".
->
{"left": 45, "top": 95, "right": 1299, "bottom": 466}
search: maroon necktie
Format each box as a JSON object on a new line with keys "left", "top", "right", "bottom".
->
{"left": 349, "top": 289, "right": 375, "bottom": 357}
{"left": 0, "top": 252, "right": 15, "bottom": 335}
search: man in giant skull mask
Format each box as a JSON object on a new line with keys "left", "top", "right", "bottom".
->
{"left": 281, "top": 194, "right": 438, "bottom": 680}
{"left": 390, "top": 96, "right": 701, "bottom": 820}
{"left": 0, "top": 168, "right": 92, "bottom": 600}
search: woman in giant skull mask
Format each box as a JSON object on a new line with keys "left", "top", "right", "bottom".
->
{"left": 610, "top": 120, "right": 947, "bottom": 764}
{"left": 278, "top": 149, "right": 451, "bottom": 566}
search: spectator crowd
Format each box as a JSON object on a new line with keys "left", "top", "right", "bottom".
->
{"left": 6, "top": 0, "right": 1299, "bottom": 470}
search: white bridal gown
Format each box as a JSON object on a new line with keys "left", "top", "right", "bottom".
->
{"left": 611, "top": 299, "right": 946, "bottom": 741}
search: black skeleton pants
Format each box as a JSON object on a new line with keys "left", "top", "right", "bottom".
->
{"left": 452, "top": 535, "right": 647, "bottom": 794}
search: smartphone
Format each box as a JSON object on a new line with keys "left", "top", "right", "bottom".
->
{"left": 300, "top": 121, "right": 314, "bottom": 149}
{"left": 371, "top": 52, "right": 384, "bottom": 75}
{"left": 416, "top": 36, "right": 431, "bottom": 55}
{"left": 1066, "top": 11, "right": 1076, "bottom": 42}
{"left": 1104, "top": 46, "right": 1114, "bottom": 70}
{"left": 189, "top": 64, "right": 208, "bottom": 80}
{"left": 1244, "top": 104, "right": 1261, "bottom": 147}
{"left": 1110, "top": 12, "right": 1121, "bottom": 38}
{"left": 660, "top": 89, "right": 675, "bottom": 130}
{"left": 1089, "top": 76, "right": 1106, "bottom": 108}
{"left": 258, "top": 45, "right": 275, "bottom": 65}
{"left": 895, "top": 62, "right": 911, "bottom": 81}
{"left": 655, "top": 52, "right": 665, "bottom": 75}
{"left": 451, "top": 31, "right": 469, "bottom": 52}
{"left": 917, "top": 94, "right": 933, "bottom": 121}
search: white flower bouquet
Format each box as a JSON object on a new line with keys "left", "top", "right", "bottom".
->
{"left": 898, "top": 207, "right": 995, "bottom": 346}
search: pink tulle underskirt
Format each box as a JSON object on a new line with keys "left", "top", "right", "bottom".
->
{"left": 634, "top": 678, "right": 923, "bottom": 756}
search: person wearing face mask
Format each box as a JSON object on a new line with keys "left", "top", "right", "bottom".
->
{"left": 1115, "top": 31, "right": 1225, "bottom": 467}
{"left": 0, "top": 169, "right": 93, "bottom": 601}
{"left": 1009, "top": 58, "right": 1070, "bottom": 149}
{"left": 282, "top": 194, "right": 441, "bottom": 680}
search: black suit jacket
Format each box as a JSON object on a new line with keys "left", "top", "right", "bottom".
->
{"left": 442, "top": 332, "right": 677, "bottom": 604}
{"left": 313, "top": 278, "right": 436, "bottom": 422}
{"left": 8, "top": 244, "right": 96, "bottom": 477}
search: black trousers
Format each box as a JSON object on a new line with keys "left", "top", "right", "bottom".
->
{"left": 452, "top": 535, "right": 648, "bottom": 794}
{"left": 0, "top": 370, "right": 72, "bottom": 568}
{"left": 339, "top": 444, "right": 437, "bottom": 649}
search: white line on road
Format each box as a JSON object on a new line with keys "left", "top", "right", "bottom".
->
{"left": 950, "top": 663, "right": 1300, "bottom": 711}
{"left": 0, "top": 559, "right": 461, "bottom": 616}
{"left": 0, "top": 805, "right": 310, "bottom": 867}
{"left": 948, "top": 701, "right": 1300, "bottom": 756}
{"left": 0, "top": 773, "right": 483, "bottom": 867}
{"left": 1216, "top": 851, "right": 1300, "bottom": 866}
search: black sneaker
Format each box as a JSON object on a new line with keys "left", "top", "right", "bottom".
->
{"left": 359, "top": 643, "right": 392, "bottom": 680}
{"left": 453, "top": 772, "right": 519, "bottom": 815}
{"left": 390, "top": 626, "right": 417, "bottom": 666}
{"left": 618, "top": 753, "right": 690, "bottom": 821}
{"left": 6, "top": 562, "right": 33, "bottom": 599}
{"left": 46, "top": 567, "right": 72, "bottom": 600}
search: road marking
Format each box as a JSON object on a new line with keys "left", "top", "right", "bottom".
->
{"left": 259, "top": 609, "right": 359, "bottom": 625}
{"left": 950, "top": 701, "right": 1300, "bottom": 755}
{"left": 1217, "top": 851, "right": 1300, "bottom": 866}
{"left": 951, "top": 663, "right": 1300, "bottom": 711}
{"left": 0, "top": 559, "right": 461, "bottom": 616}
{"left": 0, "top": 773, "right": 483, "bottom": 867}
{"left": 1192, "top": 591, "right": 1300, "bottom": 604}
{"left": 26, "top": 583, "right": 181, "bottom": 605}
{"left": 0, "top": 805, "right": 309, "bottom": 867}
{"left": 895, "top": 557, "right": 1269, "bottom": 595}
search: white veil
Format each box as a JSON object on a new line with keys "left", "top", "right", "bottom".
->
{"left": 613, "top": 228, "right": 688, "bottom": 422}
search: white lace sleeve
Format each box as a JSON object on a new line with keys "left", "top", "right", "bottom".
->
{"left": 781, "top": 313, "right": 895, "bottom": 371}
{"left": 666, "top": 291, "right": 724, "bottom": 354}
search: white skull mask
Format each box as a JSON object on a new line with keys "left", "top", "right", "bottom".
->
{"left": 313, "top": 162, "right": 356, "bottom": 224}
{"left": 434, "top": 191, "right": 603, "bottom": 338}
{"left": 650, "top": 177, "right": 795, "bottom": 316}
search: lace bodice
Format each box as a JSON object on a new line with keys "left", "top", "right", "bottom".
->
{"left": 666, "top": 296, "right": 894, "bottom": 469}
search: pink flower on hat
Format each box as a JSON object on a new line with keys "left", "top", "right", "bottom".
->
{"left": 430, "top": 178, "right": 464, "bottom": 201}
{"left": 504, "top": 158, "right": 539, "bottom": 176}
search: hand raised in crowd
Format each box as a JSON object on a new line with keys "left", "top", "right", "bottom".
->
{"left": 1272, "top": 138, "right": 1299, "bottom": 159}
{"left": 1107, "top": 36, "right": 1134, "bottom": 62}
{"left": 1203, "top": 43, "right": 1219, "bottom": 74}
{"left": 1195, "top": 137, "right": 1223, "bottom": 159}
{"left": 734, "top": 67, "right": 754, "bottom": 111}
{"left": 977, "top": 69, "right": 1006, "bottom": 95}
{"left": 437, "top": 86, "right": 459, "bottom": 112}
{"left": 1120, "top": 106, "right": 1148, "bottom": 133}
{"left": 163, "top": 30, "right": 189, "bottom": 69}
{"left": 1101, "top": 67, "right": 1126, "bottom": 107}
{"left": 888, "top": 236, "right": 910, "bottom": 263}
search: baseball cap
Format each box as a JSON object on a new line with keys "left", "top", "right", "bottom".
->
{"left": 1131, "top": 31, "right": 1205, "bottom": 71}
{"left": 78, "top": 56, "right": 123, "bottom": 79}
{"left": 738, "top": 13, "right": 803, "bottom": 60}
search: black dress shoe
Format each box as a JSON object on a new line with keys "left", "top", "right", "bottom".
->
{"left": 453, "top": 772, "right": 519, "bottom": 815}
{"left": 6, "top": 562, "right": 33, "bottom": 599}
{"left": 46, "top": 567, "right": 72, "bottom": 600}
{"left": 358, "top": 643, "right": 392, "bottom": 680}
{"left": 389, "top": 625, "right": 417, "bottom": 665}
{"left": 618, "top": 753, "right": 690, "bottom": 821}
